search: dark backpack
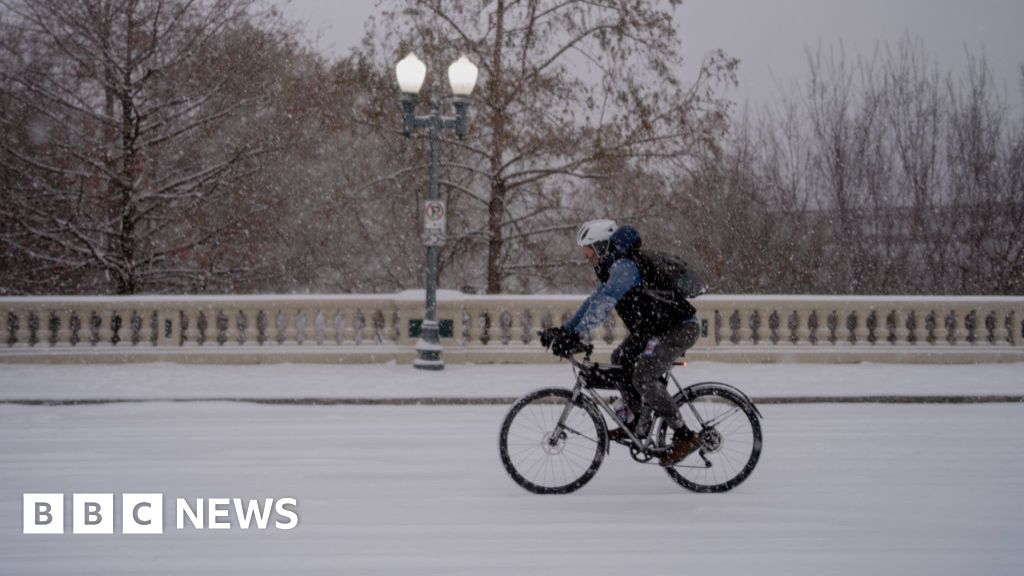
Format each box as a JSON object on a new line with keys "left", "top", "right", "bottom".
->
{"left": 633, "top": 250, "right": 708, "bottom": 303}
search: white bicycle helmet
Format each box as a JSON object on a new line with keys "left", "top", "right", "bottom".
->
{"left": 576, "top": 219, "right": 617, "bottom": 247}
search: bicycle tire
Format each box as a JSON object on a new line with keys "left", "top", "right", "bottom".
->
{"left": 663, "top": 384, "right": 762, "bottom": 493}
{"left": 499, "top": 387, "right": 608, "bottom": 494}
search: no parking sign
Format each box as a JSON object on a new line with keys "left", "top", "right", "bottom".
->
{"left": 424, "top": 199, "right": 446, "bottom": 246}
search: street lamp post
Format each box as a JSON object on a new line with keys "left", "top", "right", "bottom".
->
{"left": 395, "top": 53, "right": 478, "bottom": 370}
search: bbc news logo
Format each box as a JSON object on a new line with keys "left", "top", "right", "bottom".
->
{"left": 23, "top": 494, "right": 299, "bottom": 534}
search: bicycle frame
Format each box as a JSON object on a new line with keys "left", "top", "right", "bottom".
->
{"left": 553, "top": 354, "right": 683, "bottom": 453}
{"left": 553, "top": 352, "right": 763, "bottom": 455}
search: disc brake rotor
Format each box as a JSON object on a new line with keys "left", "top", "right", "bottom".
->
{"left": 541, "top": 430, "right": 567, "bottom": 455}
{"left": 700, "top": 428, "right": 724, "bottom": 454}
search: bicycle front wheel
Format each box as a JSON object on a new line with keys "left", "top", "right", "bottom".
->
{"left": 664, "top": 384, "right": 762, "bottom": 493}
{"left": 499, "top": 388, "right": 607, "bottom": 494}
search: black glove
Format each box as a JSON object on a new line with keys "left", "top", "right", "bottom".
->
{"left": 538, "top": 327, "right": 568, "bottom": 349}
{"left": 551, "top": 331, "right": 584, "bottom": 358}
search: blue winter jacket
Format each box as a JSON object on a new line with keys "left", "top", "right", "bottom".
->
{"left": 564, "top": 225, "right": 693, "bottom": 338}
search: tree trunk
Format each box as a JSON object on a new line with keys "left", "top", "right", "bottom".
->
{"left": 486, "top": 177, "right": 506, "bottom": 293}
{"left": 485, "top": 0, "right": 506, "bottom": 294}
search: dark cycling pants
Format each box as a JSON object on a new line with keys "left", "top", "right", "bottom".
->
{"left": 611, "top": 318, "right": 700, "bottom": 429}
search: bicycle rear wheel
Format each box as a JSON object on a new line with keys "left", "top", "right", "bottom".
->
{"left": 499, "top": 388, "right": 607, "bottom": 494}
{"left": 663, "top": 384, "right": 762, "bottom": 493}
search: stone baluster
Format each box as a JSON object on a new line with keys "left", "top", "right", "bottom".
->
{"left": 68, "top": 311, "right": 84, "bottom": 346}
{"left": 767, "top": 310, "right": 781, "bottom": 345}
{"left": 240, "top": 308, "right": 257, "bottom": 345}
{"left": 137, "top": 309, "right": 154, "bottom": 346}
{"left": 386, "top": 307, "right": 401, "bottom": 344}
{"left": 316, "top": 309, "right": 329, "bottom": 345}
{"left": 1008, "top": 310, "right": 1020, "bottom": 346}
{"left": 218, "top": 309, "right": 235, "bottom": 346}
{"left": 491, "top": 307, "right": 506, "bottom": 345}
{"left": 281, "top": 308, "right": 299, "bottom": 345}
{"left": 345, "top": 308, "right": 358, "bottom": 344}
{"left": 157, "top": 308, "right": 181, "bottom": 347}
{"left": 521, "top": 308, "right": 536, "bottom": 345}
{"left": 306, "top": 309, "right": 320, "bottom": 344}
{"left": 182, "top": 308, "right": 201, "bottom": 346}
{"left": 958, "top": 309, "right": 975, "bottom": 345}
{"left": 355, "top": 310, "right": 369, "bottom": 345}
{"left": 327, "top": 307, "right": 339, "bottom": 342}
{"left": 776, "top": 309, "right": 790, "bottom": 345}
{"left": 233, "top": 309, "right": 248, "bottom": 345}
{"left": 338, "top": 309, "right": 354, "bottom": 345}
{"left": 330, "top": 309, "right": 344, "bottom": 345}
{"left": 854, "top": 309, "right": 871, "bottom": 345}
{"left": 303, "top": 309, "right": 317, "bottom": 345}
{"left": 322, "top": 309, "right": 338, "bottom": 345}
{"left": 95, "top": 309, "right": 114, "bottom": 346}
{"left": 793, "top": 309, "right": 809, "bottom": 345}
{"left": 461, "top": 307, "right": 478, "bottom": 345}
{"left": 263, "top": 309, "right": 281, "bottom": 345}
{"left": 364, "top": 308, "right": 377, "bottom": 344}
{"left": 892, "top": 309, "right": 910, "bottom": 345}
{"left": 937, "top": 307, "right": 954, "bottom": 342}
{"left": 786, "top": 307, "right": 802, "bottom": 342}
{"left": 911, "top": 309, "right": 929, "bottom": 345}
{"left": 833, "top": 308, "right": 851, "bottom": 346}
{"left": 507, "top": 307, "right": 524, "bottom": 344}
{"left": 54, "top": 309, "right": 73, "bottom": 347}
{"left": 12, "top": 310, "right": 31, "bottom": 347}
{"left": 35, "top": 310, "right": 53, "bottom": 347}
{"left": 480, "top": 306, "right": 496, "bottom": 345}
{"left": 310, "top": 309, "right": 324, "bottom": 345}
{"left": 736, "top": 309, "right": 753, "bottom": 345}
{"left": 346, "top": 307, "right": 361, "bottom": 344}
{"left": 754, "top": 309, "right": 771, "bottom": 345}
{"left": 525, "top": 306, "right": 540, "bottom": 344}
{"left": 991, "top": 308, "right": 1009, "bottom": 346}
{"left": 894, "top": 309, "right": 908, "bottom": 344}
{"left": 933, "top": 309, "right": 950, "bottom": 346}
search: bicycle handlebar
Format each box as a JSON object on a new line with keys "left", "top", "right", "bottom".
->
{"left": 537, "top": 329, "right": 593, "bottom": 366}
{"left": 567, "top": 344, "right": 595, "bottom": 368}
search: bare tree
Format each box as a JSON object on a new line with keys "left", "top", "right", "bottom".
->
{"left": 364, "top": 0, "right": 736, "bottom": 293}
{"left": 0, "top": 0, "right": 292, "bottom": 294}
{"left": 946, "top": 55, "right": 1024, "bottom": 294}
{"left": 686, "top": 42, "right": 1023, "bottom": 296}
{"left": 878, "top": 39, "right": 943, "bottom": 292}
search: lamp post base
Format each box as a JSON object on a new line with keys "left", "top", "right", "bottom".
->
{"left": 413, "top": 354, "right": 444, "bottom": 370}
{"left": 413, "top": 324, "right": 444, "bottom": 370}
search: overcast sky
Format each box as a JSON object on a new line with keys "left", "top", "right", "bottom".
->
{"left": 278, "top": 0, "right": 1024, "bottom": 111}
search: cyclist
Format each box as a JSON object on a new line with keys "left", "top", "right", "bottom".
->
{"left": 541, "top": 220, "right": 702, "bottom": 466}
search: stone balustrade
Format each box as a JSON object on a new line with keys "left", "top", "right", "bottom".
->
{"left": 2, "top": 293, "right": 1022, "bottom": 363}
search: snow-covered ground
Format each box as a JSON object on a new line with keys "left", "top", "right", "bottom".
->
{"left": 1, "top": 361, "right": 1023, "bottom": 401}
{"left": 1, "top": 401, "right": 1022, "bottom": 575}
{"left": 1, "top": 363, "right": 1022, "bottom": 575}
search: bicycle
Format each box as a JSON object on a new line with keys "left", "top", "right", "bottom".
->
{"left": 498, "top": 346, "right": 763, "bottom": 494}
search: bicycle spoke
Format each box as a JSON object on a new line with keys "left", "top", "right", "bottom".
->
{"left": 666, "top": 387, "right": 761, "bottom": 492}
{"left": 703, "top": 406, "right": 741, "bottom": 429}
{"left": 561, "top": 424, "right": 599, "bottom": 444}
{"left": 499, "top": 388, "right": 607, "bottom": 494}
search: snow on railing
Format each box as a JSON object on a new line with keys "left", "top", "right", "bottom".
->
{"left": 2, "top": 293, "right": 1022, "bottom": 363}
